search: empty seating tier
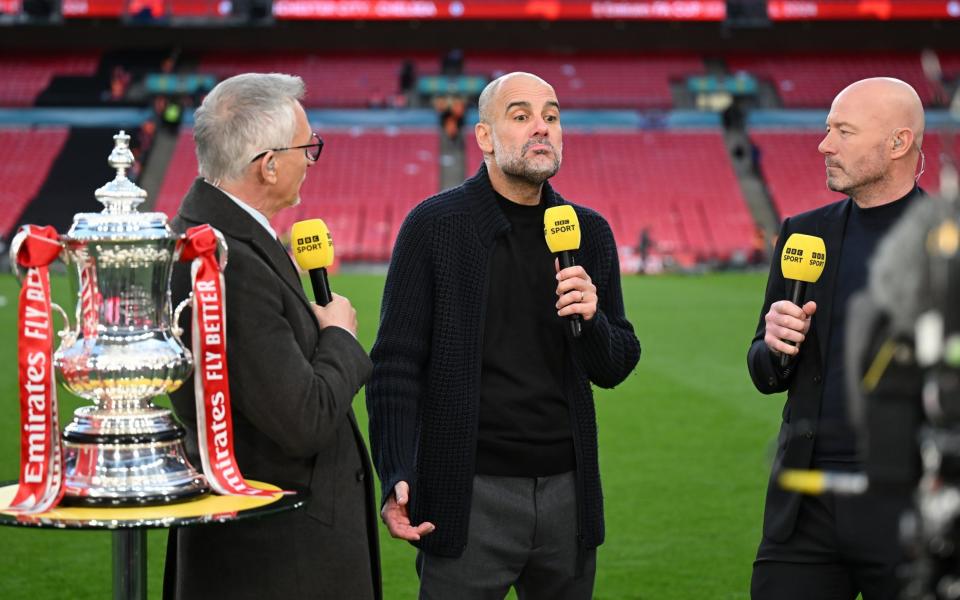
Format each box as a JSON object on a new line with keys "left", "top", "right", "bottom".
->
{"left": 154, "top": 128, "right": 439, "bottom": 262}
{"left": 750, "top": 129, "right": 958, "bottom": 219}
{"left": 0, "top": 127, "right": 69, "bottom": 238}
{"left": 727, "top": 53, "right": 934, "bottom": 108}
{"left": 466, "top": 129, "right": 756, "bottom": 263}
{"left": 0, "top": 52, "right": 100, "bottom": 107}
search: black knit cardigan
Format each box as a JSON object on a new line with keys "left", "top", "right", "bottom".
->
{"left": 367, "top": 163, "right": 641, "bottom": 557}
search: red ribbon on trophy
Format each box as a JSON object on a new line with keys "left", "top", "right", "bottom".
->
{"left": 178, "top": 225, "right": 280, "bottom": 497}
{"left": 10, "top": 225, "right": 65, "bottom": 514}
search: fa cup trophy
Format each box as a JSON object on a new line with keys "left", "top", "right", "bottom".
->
{"left": 12, "top": 131, "right": 212, "bottom": 507}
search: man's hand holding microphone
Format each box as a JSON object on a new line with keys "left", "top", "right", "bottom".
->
{"left": 765, "top": 233, "right": 826, "bottom": 368}
{"left": 291, "top": 218, "right": 359, "bottom": 337}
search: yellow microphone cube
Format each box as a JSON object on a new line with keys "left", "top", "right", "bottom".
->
{"left": 291, "top": 219, "right": 334, "bottom": 270}
{"left": 544, "top": 205, "right": 581, "bottom": 253}
{"left": 780, "top": 233, "right": 826, "bottom": 283}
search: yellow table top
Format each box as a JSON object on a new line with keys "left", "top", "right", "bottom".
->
{"left": 0, "top": 481, "right": 304, "bottom": 529}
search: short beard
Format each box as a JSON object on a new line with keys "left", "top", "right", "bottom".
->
{"left": 493, "top": 135, "right": 561, "bottom": 185}
{"left": 827, "top": 158, "right": 887, "bottom": 198}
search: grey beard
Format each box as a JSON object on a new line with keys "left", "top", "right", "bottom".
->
{"left": 498, "top": 141, "right": 561, "bottom": 184}
{"left": 500, "top": 157, "right": 559, "bottom": 184}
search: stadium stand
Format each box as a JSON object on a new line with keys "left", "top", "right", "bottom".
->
{"left": 153, "top": 128, "right": 439, "bottom": 262}
{"left": 0, "top": 52, "right": 101, "bottom": 107}
{"left": 198, "top": 52, "right": 702, "bottom": 109}
{"left": 465, "top": 129, "right": 755, "bottom": 264}
{"left": 727, "top": 53, "right": 935, "bottom": 107}
{"left": 198, "top": 53, "right": 439, "bottom": 107}
{"left": 0, "top": 126, "right": 70, "bottom": 238}
{"left": 749, "top": 129, "right": 959, "bottom": 219}
{"left": 464, "top": 54, "right": 705, "bottom": 108}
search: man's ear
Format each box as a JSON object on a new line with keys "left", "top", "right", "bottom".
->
{"left": 475, "top": 122, "right": 493, "bottom": 155}
{"left": 257, "top": 152, "right": 278, "bottom": 184}
{"left": 891, "top": 128, "right": 914, "bottom": 159}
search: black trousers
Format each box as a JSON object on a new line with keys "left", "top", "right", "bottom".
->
{"left": 752, "top": 489, "right": 910, "bottom": 600}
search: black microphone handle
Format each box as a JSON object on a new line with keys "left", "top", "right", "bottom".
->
{"left": 779, "top": 279, "right": 808, "bottom": 369}
{"left": 309, "top": 267, "right": 333, "bottom": 306}
{"left": 559, "top": 251, "right": 582, "bottom": 338}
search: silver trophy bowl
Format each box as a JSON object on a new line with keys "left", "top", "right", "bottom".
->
{"left": 13, "top": 131, "right": 213, "bottom": 506}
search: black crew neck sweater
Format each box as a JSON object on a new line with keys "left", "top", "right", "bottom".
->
{"left": 475, "top": 191, "right": 576, "bottom": 476}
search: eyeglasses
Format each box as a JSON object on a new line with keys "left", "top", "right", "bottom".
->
{"left": 250, "top": 132, "right": 324, "bottom": 164}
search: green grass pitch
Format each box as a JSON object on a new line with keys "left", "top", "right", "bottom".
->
{"left": 0, "top": 271, "right": 782, "bottom": 599}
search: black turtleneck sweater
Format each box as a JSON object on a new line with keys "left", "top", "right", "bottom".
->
{"left": 475, "top": 192, "right": 576, "bottom": 476}
{"left": 814, "top": 185, "right": 921, "bottom": 461}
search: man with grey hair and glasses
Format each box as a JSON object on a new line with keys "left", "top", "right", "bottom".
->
{"left": 163, "top": 73, "right": 380, "bottom": 600}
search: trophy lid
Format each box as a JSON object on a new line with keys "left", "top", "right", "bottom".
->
{"left": 95, "top": 130, "right": 147, "bottom": 214}
{"left": 66, "top": 130, "right": 173, "bottom": 241}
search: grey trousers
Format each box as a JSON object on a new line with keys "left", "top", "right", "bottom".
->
{"left": 417, "top": 471, "right": 597, "bottom": 600}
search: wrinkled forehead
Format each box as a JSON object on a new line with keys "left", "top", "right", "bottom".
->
{"left": 494, "top": 75, "right": 559, "bottom": 113}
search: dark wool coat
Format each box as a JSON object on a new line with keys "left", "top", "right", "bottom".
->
{"left": 163, "top": 179, "right": 380, "bottom": 600}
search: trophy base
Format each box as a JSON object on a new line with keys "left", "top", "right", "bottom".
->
{"left": 62, "top": 418, "right": 210, "bottom": 507}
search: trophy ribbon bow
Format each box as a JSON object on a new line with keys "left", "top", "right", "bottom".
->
{"left": 10, "top": 225, "right": 66, "bottom": 514}
{"left": 178, "top": 225, "right": 283, "bottom": 497}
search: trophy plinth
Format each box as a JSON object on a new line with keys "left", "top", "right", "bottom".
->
{"left": 53, "top": 131, "right": 209, "bottom": 506}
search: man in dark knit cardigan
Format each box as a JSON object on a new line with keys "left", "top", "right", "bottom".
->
{"left": 368, "top": 72, "right": 640, "bottom": 598}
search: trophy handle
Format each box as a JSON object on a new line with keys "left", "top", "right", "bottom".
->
{"left": 9, "top": 228, "right": 75, "bottom": 343}
{"left": 211, "top": 227, "right": 229, "bottom": 271}
{"left": 51, "top": 302, "right": 76, "bottom": 347}
{"left": 8, "top": 228, "right": 27, "bottom": 282}
{"left": 10, "top": 228, "right": 66, "bottom": 282}
{"left": 172, "top": 294, "right": 193, "bottom": 342}
{"left": 171, "top": 226, "right": 227, "bottom": 343}
{"left": 173, "top": 226, "right": 229, "bottom": 271}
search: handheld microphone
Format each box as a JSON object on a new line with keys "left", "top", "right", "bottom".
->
{"left": 778, "top": 469, "right": 868, "bottom": 496}
{"left": 544, "top": 205, "right": 583, "bottom": 338}
{"left": 291, "top": 219, "right": 335, "bottom": 306}
{"left": 779, "top": 233, "right": 827, "bottom": 368}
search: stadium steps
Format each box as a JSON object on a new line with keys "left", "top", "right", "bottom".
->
{"left": 720, "top": 116, "right": 780, "bottom": 238}
{"left": 439, "top": 131, "right": 465, "bottom": 192}
{"left": 138, "top": 125, "right": 180, "bottom": 210}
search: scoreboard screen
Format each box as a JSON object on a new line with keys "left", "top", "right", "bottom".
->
{"left": 61, "top": 0, "right": 236, "bottom": 18}
{"left": 0, "top": 0, "right": 21, "bottom": 15}
{"left": 768, "top": 0, "right": 960, "bottom": 20}
{"left": 271, "top": 1, "right": 728, "bottom": 21}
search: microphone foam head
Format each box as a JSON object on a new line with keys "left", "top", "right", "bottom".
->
{"left": 780, "top": 233, "right": 826, "bottom": 282}
{"left": 291, "top": 218, "right": 334, "bottom": 270}
{"left": 544, "top": 205, "right": 581, "bottom": 253}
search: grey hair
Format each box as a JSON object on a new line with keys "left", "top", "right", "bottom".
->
{"left": 194, "top": 73, "right": 305, "bottom": 183}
